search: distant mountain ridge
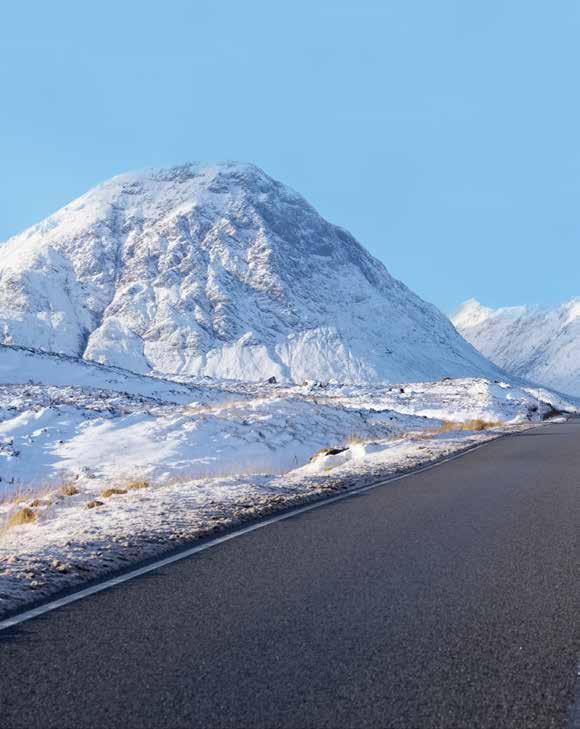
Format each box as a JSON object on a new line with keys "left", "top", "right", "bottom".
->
{"left": 0, "top": 162, "right": 500, "bottom": 383}
{"left": 452, "top": 298, "right": 580, "bottom": 396}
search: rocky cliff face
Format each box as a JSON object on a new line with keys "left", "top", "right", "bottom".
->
{"left": 0, "top": 162, "right": 498, "bottom": 383}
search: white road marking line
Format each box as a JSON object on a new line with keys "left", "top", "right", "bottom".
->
{"left": 570, "top": 660, "right": 580, "bottom": 729}
{"left": 0, "top": 438, "right": 501, "bottom": 632}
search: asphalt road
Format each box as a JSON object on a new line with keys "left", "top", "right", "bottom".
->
{"left": 1, "top": 421, "right": 578, "bottom": 729}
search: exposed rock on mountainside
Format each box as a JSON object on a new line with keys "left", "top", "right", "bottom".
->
{"left": 0, "top": 162, "right": 499, "bottom": 383}
{"left": 453, "top": 298, "right": 580, "bottom": 396}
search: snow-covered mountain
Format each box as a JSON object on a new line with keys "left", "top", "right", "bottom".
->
{"left": 452, "top": 298, "right": 580, "bottom": 396}
{"left": 0, "top": 162, "right": 499, "bottom": 383}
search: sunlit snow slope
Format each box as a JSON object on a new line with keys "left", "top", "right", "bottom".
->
{"left": 453, "top": 298, "right": 580, "bottom": 396}
{"left": 0, "top": 163, "right": 499, "bottom": 383}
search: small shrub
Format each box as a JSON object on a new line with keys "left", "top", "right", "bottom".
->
{"left": 6, "top": 507, "right": 37, "bottom": 529}
{"left": 60, "top": 484, "right": 80, "bottom": 497}
{"left": 126, "top": 481, "right": 149, "bottom": 491}
{"left": 100, "top": 487, "right": 128, "bottom": 498}
{"left": 29, "top": 498, "right": 51, "bottom": 508}
{"left": 86, "top": 500, "right": 104, "bottom": 509}
{"left": 437, "top": 419, "right": 502, "bottom": 433}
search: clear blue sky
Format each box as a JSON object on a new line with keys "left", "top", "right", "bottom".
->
{"left": 1, "top": 1, "right": 577, "bottom": 312}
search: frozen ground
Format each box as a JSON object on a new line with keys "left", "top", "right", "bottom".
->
{"left": 0, "top": 345, "right": 577, "bottom": 617}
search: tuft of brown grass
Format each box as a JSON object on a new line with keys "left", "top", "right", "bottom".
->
{"left": 29, "top": 498, "right": 51, "bottom": 508}
{"left": 100, "top": 487, "right": 128, "bottom": 498}
{"left": 5, "top": 507, "right": 37, "bottom": 530}
{"left": 437, "top": 419, "right": 503, "bottom": 433}
{"left": 86, "top": 500, "right": 104, "bottom": 509}
{"left": 126, "top": 480, "right": 149, "bottom": 491}
{"left": 0, "top": 478, "right": 81, "bottom": 508}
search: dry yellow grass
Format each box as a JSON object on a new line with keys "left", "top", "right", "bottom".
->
{"left": 60, "top": 483, "right": 80, "bottom": 497}
{"left": 0, "top": 486, "right": 37, "bottom": 507}
{"left": 126, "top": 480, "right": 149, "bottom": 491}
{"left": 1, "top": 482, "right": 59, "bottom": 509}
{"left": 100, "top": 487, "right": 128, "bottom": 498}
{"left": 4, "top": 507, "right": 37, "bottom": 531}
{"left": 436, "top": 418, "right": 503, "bottom": 433}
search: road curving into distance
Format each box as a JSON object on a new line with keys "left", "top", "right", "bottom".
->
{"left": 0, "top": 420, "right": 578, "bottom": 728}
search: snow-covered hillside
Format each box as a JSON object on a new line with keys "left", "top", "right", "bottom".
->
{"left": 0, "top": 344, "right": 570, "bottom": 495}
{"left": 1, "top": 343, "right": 576, "bottom": 616}
{"left": 0, "top": 162, "right": 499, "bottom": 383}
{"left": 452, "top": 298, "right": 580, "bottom": 397}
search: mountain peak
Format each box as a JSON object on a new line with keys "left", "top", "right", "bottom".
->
{"left": 452, "top": 299, "right": 532, "bottom": 331}
{"left": 0, "top": 164, "right": 499, "bottom": 383}
{"left": 451, "top": 298, "right": 491, "bottom": 328}
{"left": 108, "top": 161, "right": 279, "bottom": 190}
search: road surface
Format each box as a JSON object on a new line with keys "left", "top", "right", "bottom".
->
{"left": 1, "top": 421, "right": 578, "bottom": 728}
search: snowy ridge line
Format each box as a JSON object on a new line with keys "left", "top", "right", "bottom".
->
{"left": 0, "top": 342, "right": 149, "bottom": 380}
{"left": 0, "top": 342, "right": 203, "bottom": 393}
{"left": 0, "top": 427, "right": 531, "bottom": 631}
